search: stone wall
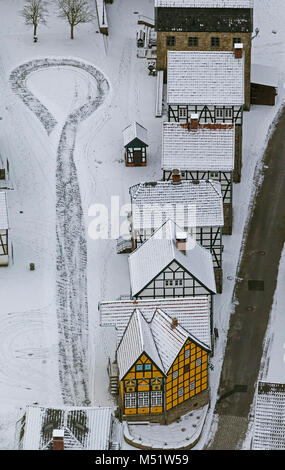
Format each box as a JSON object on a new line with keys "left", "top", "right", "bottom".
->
{"left": 156, "top": 31, "right": 251, "bottom": 110}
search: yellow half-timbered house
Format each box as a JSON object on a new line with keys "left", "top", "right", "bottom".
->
{"left": 116, "top": 307, "right": 211, "bottom": 423}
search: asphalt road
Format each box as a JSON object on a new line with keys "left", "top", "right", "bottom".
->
{"left": 209, "top": 106, "right": 285, "bottom": 449}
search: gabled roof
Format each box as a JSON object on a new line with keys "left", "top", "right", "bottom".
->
{"left": 123, "top": 122, "right": 148, "bottom": 147}
{"left": 150, "top": 308, "right": 210, "bottom": 373}
{"left": 99, "top": 296, "right": 211, "bottom": 347}
{"left": 167, "top": 51, "right": 244, "bottom": 106}
{"left": 162, "top": 122, "right": 235, "bottom": 171}
{"left": 130, "top": 179, "right": 224, "bottom": 230}
{"left": 128, "top": 219, "right": 216, "bottom": 297}
{"left": 117, "top": 309, "right": 164, "bottom": 379}
{"left": 0, "top": 191, "right": 9, "bottom": 229}
{"left": 19, "top": 405, "right": 116, "bottom": 450}
{"left": 252, "top": 381, "right": 285, "bottom": 450}
{"left": 155, "top": 0, "right": 253, "bottom": 7}
{"left": 117, "top": 307, "right": 211, "bottom": 380}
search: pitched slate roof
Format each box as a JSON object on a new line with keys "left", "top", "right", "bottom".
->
{"left": 167, "top": 51, "right": 244, "bottom": 106}
{"left": 117, "top": 309, "right": 164, "bottom": 379}
{"left": 128, "top": 219, "right": 216, "bottom": 296}
{"left": 150, "top": 309, "right": 210, "bottom": 373}
{"left": 162, "top": 122, "right": 235, "bottom": 172}
{"left": 117, "top": 307, "right": 210, "bottom": 380}
{"left": 0, "top": 191, "right": 9, "bottom": 229}
{"left": 18, "top": 405, "right": 117, "bottom": 450}
{"left": 99, "top": 296, "right": 211, "bottom": 346}
{"left": 123, "top": 122, "right": 148, "bottom": 147}
{"left": 155, "top": 0, "right": 253, "bottom": 7}
{"left": 130, "top": 179, "right": 224, "bottom": 230}
{"left": 252, "top": 381, "right": 285, "bottom": 450}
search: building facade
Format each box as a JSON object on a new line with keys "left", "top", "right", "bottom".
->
{"left": 154, "top": 0, "right": 253, "bottom": 110}
{"left": 117, "top": 308, "right": 210, "bottom": 424}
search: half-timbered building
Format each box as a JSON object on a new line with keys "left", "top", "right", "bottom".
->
{"left": 116, "top": 307, "right": 210, "bottom": 423}
{"left": 154, "top": 0, "right": 253, "bottom": 109}
{"left": 129, "top": 181, "right": 224, "bottom": 291}
{"left": 123, "top": 122, "right": 148, "bottom": 167}
{"left": 162, "top": 118, "right": 235, "bottom": 234}
{"left": 167, "top": 49, "right": 244, "bottom": 182}
{"left": 0, "top": 191, "right": 9, "bottom": 266}
{"left": 128, "top": 220, "right": 217, "bottom": 304}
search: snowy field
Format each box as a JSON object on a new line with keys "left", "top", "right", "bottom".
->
{"left": 0, "top": 0, "right": 285, "bottom": 450}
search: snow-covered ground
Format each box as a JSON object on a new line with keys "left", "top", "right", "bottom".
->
{"left": 0, "top": 0, "right": 285, "bottom": 450}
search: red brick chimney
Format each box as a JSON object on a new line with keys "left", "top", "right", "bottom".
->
{"left": 172, "top": 169, "right": 181, "bottom": 184}
{"left": 176, "top": 231, "right": 187, "bottom": 254}
{"left": 171, "top": 317, "right": 178, "bottom": 329}
{"left": 190, "top": 114, "right": 199, "bottom": 131}
{"left": 234, "top": 43, "right": 243, "bottom": 59}
{"left": 52, "top": 429, "right": 64, "bottom": 450}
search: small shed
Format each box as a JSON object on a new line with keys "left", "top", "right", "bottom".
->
{"left": 123, "top": 122, "right": 148, "bottom": 167}
{"left": 251, "top": 64, "right": 278, "bottom": 106}
{"left": 0, "top": 191, "right": 9, "bottom": 266}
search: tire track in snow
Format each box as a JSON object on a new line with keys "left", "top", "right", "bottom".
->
{"left": 10, "top": 58, "right": 110, "bottom": 405}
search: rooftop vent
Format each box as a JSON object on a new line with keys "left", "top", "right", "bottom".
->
{"left": 171, "top": 317, "right": 178, "bottom": 329}
{"left": 190, "top": 114, "right": 199, "bottom": 131}
{"left": 176, "top": 231, "right": 187, "bottom": 254}
{"left": 172, "top": 169, "right": 181, "bottom": 184}
{"left": 234, "top": 43, "right": 243, "bottom": 59}
{"left": 52, "top": 429, "right": 64, "bottom": 451}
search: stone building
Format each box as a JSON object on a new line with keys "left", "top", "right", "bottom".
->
{"left": 154, "top": 0, "right": 253, "bottom": 110}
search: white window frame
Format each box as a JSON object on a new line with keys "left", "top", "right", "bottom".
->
{"left": 125, "top": 393, "right": 137, "bottom": 409}
{"left": 184, "top": 349, "right": 190, "bottom": 359}
{"left": 190, "top": 380, "right": 195, "bottom": 391}
{"left": 138, "top": 391, "right": 149, "bottom": 408}
{"left": 173, "top": 370, "right": 178, "bottom": 380}
{"left": 151, "top": 391, "right": 163, "bottom": 406}
{"left": 178, "top": 387, "right": 184, "bottom": 397}
{"left": 196, "top": 357, "right": 202, "bottom": 367}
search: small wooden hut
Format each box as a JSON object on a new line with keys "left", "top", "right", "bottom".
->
{"left": 123, "top": 122, "right": 148, "bottom": 167}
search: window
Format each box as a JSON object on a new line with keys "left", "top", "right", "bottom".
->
{"left": 178, "top": 107, "right": 187, "bottom": 119}
{"left": 190, "top": 381, "right": 195, "bottom": 391}
{"left": 165, "top": 280, "right": 173, "bottom": 287}
{"left": 184, "top": 349, "right": 190, "bottom": 359}
{"left": 151, "top": 391, "right": 162, "bottom": 406}
{"left": 224, "top": 108, "right": 233, "bottom": 119}
{"left": 209, "top": 172, "right": 219, "bottom": 180}
{"left": 173, "top": 370, "right": 178, "bottom": 380}
{"left": 233, "top": 37, "right": 241, "bottom": 46}
{"left": 125, "top": 393, "right": 136, "bottom": 408}
{"left": 136, "top": 364, "right": 143, "bottom": 371}
{"left": 215, "top": 107, "right": 223, "bottom": 119}
{"left": 166, "top": 36, "right": 176, "bottom": 46}
{"left": 138, "top": 392, "right": 149, "bottom": 408}
{"left": 188, "top": 37, "right": 198, "bottom": 46}
{"left": 178, "top": 387, "right": 184, "bottom": 397}
{"left": 175, "top": 279, "right": 183, "bottom": 286}
{"left": 211, "top": 37, "right": 220, "bottom": 47}
{"left": 196, "top": 357, "right": 202, "bottom": 367}
{"left": 144, "top": 363, "right": 152, "bottom": 371}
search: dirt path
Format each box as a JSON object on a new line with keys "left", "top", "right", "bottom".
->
{"left": 10, "top": 58, "right": 110, "bottom": 405}
{"left": 209, "top": 106, "right": 285, "bottom": 449}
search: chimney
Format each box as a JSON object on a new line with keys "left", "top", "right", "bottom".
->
{"left": 171, "top": 317, "right": 178, "bottom": 329}
{"left": 53, "top": 429, "right": 64, "bottom": 451}
{"left": 190, "top": 114, "right": 199, "bottom": 131}
{"left": 234, "top": 43, "right": 243, "bottom": 59}
{"left": 176, "top": 231, "right": 187, "bottom": 254}
{"left": 172, "top": 169, "right": 181, "bottom": 184}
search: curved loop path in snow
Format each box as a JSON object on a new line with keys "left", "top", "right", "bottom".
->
{"left": 10, "top": 58, "right": 110, "bottom": 405}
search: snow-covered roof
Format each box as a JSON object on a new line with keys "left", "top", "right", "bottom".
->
{"left": 0, "top": 191, "right": 9, "bottom": 229}
{"left": 99, "top": 296, "right": 211, "bottom": 346}
{"left": 130, "top": 179, "right": 224, "bottom": 230}
{"left": 252, "top": 381, "right": 285, "bottom": 450}
{"left": 117, "top": 309, "right": 164, "bottom": 379}
{"left": 117, "top": 307, "right": 210, "bottom": 380}
{"left": 167, "top": 51, "right": 244, "bottom": 106}
{"left": 251, "top": 63, "right": 278, "bottom": 88}
{"left": 128, "top": 219, "right": 216, "bottom": 296}
{"left": 155, "top": 0, "right": 253, "bottom": 7}
{"left": 150, "top": 309, "right": 209, "bottom": 373}
{"left": 162, "top": 122, "right": 235, "bottom": 171}
{"left": 19, "top": 405, "right": 116, "bottom": 450}
{"left": 123, "top": 122, "right": 148, "bottom": 147}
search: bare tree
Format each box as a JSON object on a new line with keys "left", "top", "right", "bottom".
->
{"left": 57, "top": 0, "right": 95, "bottom": 39}
{"left": 20, "top": 0, "right": 48, "bottom": 38}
